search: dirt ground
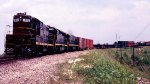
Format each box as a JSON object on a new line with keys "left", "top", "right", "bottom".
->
{"left": 0, "top": 51, "right": 88, "bottom": 84}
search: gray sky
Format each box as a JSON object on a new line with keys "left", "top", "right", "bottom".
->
{"left": 1, "top": 0, "right": 150, "bottom": 53}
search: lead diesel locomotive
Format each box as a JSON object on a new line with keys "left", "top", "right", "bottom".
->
{"left": 5, "top": 13, "right": 93, "bottom": 56}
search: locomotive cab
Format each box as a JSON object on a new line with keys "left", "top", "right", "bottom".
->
{"left": 13, "top": 13, "right": 35, "bottom": 35}
{"left": 48, "top": 26, "right": 57, "bottom": 44}
{"left": 5, "top": 13, "right": 37, "bottom": 56}
{"left": 13, "top": 13, "right": 31, "bottom": 28}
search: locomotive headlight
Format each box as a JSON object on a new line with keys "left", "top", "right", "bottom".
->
{"left": 20, "top": 16, "right": 22, "bottom": 19}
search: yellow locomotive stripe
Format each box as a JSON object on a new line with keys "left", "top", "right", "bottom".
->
{"left": 36, "top": 42, "right": 78, "bottom": 47}
{"left": 47, "top": 44, "right": 53, "bottom": 46}
{"left": 6, "top": 42, "right": 79, "bottom": 47}
{"left": 36, "top": 42, "right": 53, "bottom": 46}
{"left": 55, "top": 44, "right": 67, "bottom": 46}
{"left": 15, "top": 27, "right": 35, "bottom": 30}
{"left": 55, "top": 44, "right": 62, "bottom": 46}
{"left": 69, "top": 44, "right": 79, "bottom": 46}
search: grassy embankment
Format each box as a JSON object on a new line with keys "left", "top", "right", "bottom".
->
{"left": 112, "top": 47, "right": 150, "bottom": 78}
{"left": 58, "top": 49, "right": 145, "bottom": 84}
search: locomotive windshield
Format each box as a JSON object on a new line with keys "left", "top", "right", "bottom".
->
{"left": 13, "top": 18, "right": 30, "bottom": 22}
{"left": 13, "top": 18, "right": 19, "bottom": 22}
{"left": 13, "top": 15, "right": 31, "bottom": 28}
{"left": 49, "top": 27, "right": 56, "bottom": 35}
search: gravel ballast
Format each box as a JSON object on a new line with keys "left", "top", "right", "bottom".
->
{"left": 0, "top": 51, "right": 88, "bottom": 84}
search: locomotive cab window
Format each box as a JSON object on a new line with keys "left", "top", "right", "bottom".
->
{"left": 13, "top": 18, "right": 19, "bottom": 22}
{"left": 49, "top": 28, "right": 56, "bottom": 35}
{"left": 23, "top": 18, "right": 30, "bottom": 22}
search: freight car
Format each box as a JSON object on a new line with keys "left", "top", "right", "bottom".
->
{"left": 5, "top": 13, "right": 93, "bottom": 57}
{"left": 77, "top": 37, "right": 93, "bottom": 50}
{"left": 116, "top": 41, "right": 134, "bottom": 48}
{"left": 135, "top": 41, "right": 150, "bottom": 47}
{"left": 94, "top": 44, "right": 115, "bottom": 49}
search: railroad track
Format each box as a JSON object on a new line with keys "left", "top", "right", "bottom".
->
{"left": 0, "top": 55, "right": 29, "bottom": 64}
{"left": 0, "top": 56, "right": 16, "bottom": 64}
{"left": 0, "top": 53, "right": 55, "bottom": 64}
{"left": 0, "top": 51, "right": 82, "bottom": 65}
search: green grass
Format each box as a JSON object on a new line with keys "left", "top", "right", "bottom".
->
{"left": 73, "top": 50, "right": 143, "bottom": 84}
{"left": 57, "top": 49, "right": 145, "bottom": 84}
{"left": 110, "top": 47, "right": 150, "bottom": 79}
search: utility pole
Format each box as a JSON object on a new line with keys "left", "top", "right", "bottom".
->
{"left": 131, "top": 46, "right": 135, "bottom": 66}
{"left": 116, "top": 34, "right": 118, "bottom": 48}
{"left": 120, "top": 42, "right": 123, "bottom": 63}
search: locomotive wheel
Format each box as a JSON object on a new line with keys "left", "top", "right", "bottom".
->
{"left": 14, "top": 45, "right": 22, "bottom": 58}
{"left": 21, "top": 48, "right": 31, "bottom": 57}
{"left": 35, "top": 46, "right": 40, "bottom": 56}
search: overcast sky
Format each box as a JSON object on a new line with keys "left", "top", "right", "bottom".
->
{"left": 0, "top": 0, "right": 150, "bottom": 53}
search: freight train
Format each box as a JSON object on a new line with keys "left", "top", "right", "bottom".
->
{"left": 94, "top": 41, "right": 135, "bottom": 49}
{"left": 116, "top": 41, "right": 135, "bottom": 48}
{"left": 94, "top": 41, "right": 150, "bottom": 49}
{"left": 5, "top": 13, "right": 93, "bottom": 56}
